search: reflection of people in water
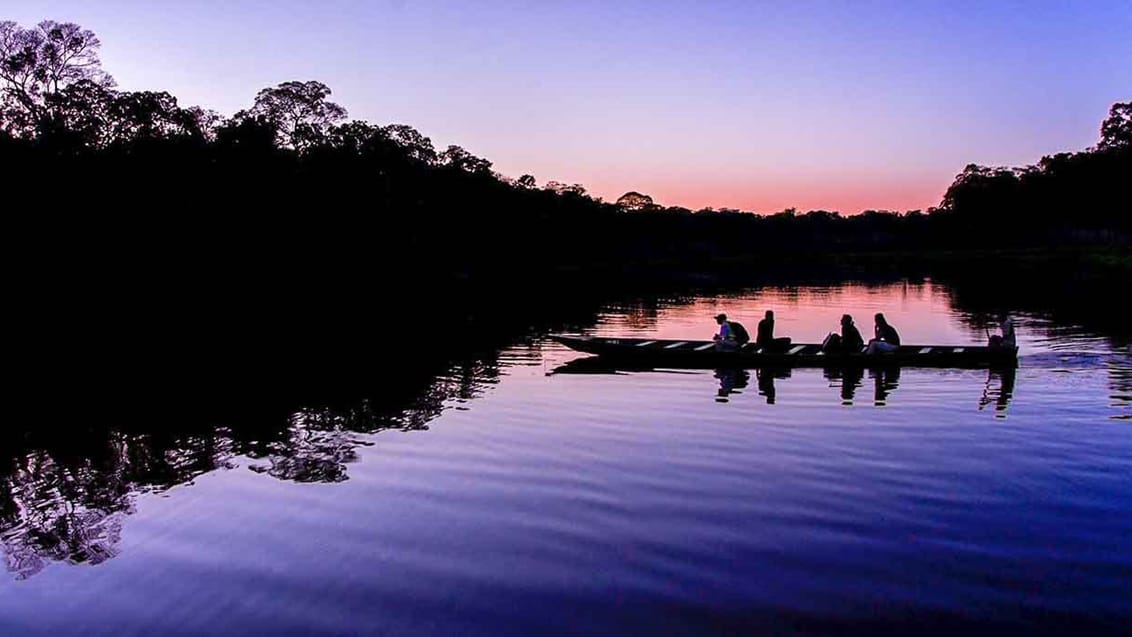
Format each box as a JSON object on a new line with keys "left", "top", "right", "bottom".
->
{"left": 871, "top": 366, "right": 901, "bottom": 405}
{"left": 824, "top": 366, "right": 866, "bottom": 404}
{"left": 714, "top": 368, "right": 750, "bottom": 402}
{"left": 756, "top": 367, "right": 791, "bottom": 404}
{"left": 979, "top": 367, "right": 1017, "bottom": 416}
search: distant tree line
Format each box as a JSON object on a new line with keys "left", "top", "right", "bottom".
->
{"left": 2, "top": 20, "right": 1128, "bottom": 279}
{"left": 1, "top": 19, "right": 1128, "bottom": 390}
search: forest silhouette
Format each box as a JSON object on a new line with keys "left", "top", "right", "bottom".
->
{"left": 2, "top": 19, "right": 1128, "bottom": 412}
{"left": 3, "top": 20, "right": 1128, "bottom": 262}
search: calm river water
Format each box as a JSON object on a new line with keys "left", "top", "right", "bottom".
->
{"left": 1, "top": 280, "right": 1129, "bottom": 636}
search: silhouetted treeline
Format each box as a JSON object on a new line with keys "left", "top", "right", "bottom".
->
{"left": 3, "top": 21, "right": 1128, "bottom": 275}
{"left": 1, "top": 20, "right": 1128, "bottom": 409}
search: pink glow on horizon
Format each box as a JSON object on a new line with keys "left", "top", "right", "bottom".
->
{"left": 579, "top": 173, "right": 954, "bottom": 214}
{"left": 5, "top": 1, "right": 1128, "bottom": 217}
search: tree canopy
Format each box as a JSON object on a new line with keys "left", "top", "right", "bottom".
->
{"left": 0, "top": 17, "right": 1127, "bottom": 272}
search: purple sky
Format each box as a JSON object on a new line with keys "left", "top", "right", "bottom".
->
{"left": 6, "top": 1, "right": 1131, "bottom": 212}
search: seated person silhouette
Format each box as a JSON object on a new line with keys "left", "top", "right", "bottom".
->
{"left": 822, "top": 314, "right": 865, "bottom": 354}
{"left": 713, "top": 313, "right": 749, "bottom": 351}
{"left": 865, "top": 313, "right": 901, "bottom": 355}
{"left": 756, "top": 310, "right": 792, "bottom": 353}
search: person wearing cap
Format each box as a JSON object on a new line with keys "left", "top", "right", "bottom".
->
{"left": 713, "top": 313, "right": 737, "bottom": 349}
{"left": 713, "top": 313, "right": 750, "bottom": 350}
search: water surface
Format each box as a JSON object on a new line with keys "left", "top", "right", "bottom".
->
{"left": 2, "top": 280, "right": 1129, "bottom": 636}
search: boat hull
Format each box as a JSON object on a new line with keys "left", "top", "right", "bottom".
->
{"left": 550, "top": 336, "right": 1018, "bottom": 369}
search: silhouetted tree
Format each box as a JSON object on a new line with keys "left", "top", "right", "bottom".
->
{"left": 1099, "top": 101, "right": 1131, "bottom": 150}
{"left": 545, "top": 181, "right": 587, "bottom": 197}
{"left": 38, "top": 78, "right": 115, "bottom": 146}
{"left": 215, "top": 113, "right": 278, "bottom": 154}
{"left": 382, "top": 123, "right": 438, "bottom": 165}
{"left": 0, "top": 20, "right": 114, "bottom": 136}
{"left": 105, "top": 90, "right": 212, "bottom": 143}
{"left": 243, "top": 80, "right": 346, "bottom": 150}
{"left": 0, "top": 16, "right": 1126, "bottom": 310}
{"left": 439, "top": 144, "right": 492, "bottom": 173}
{"left": 616, "top": 191, "right": 655, "bottom": 211}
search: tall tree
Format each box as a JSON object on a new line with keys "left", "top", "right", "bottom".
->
{"left": 0, "top": 20, "right": 114, "bottom": 135}
{"left": 382, "top": 124, "right": 438, "bottom": 165}
{"left": 615, "top": 191, "right": 655, "bottom": 211}
{"left": 545, "top": 181, "right": 587, "bottom": 196}
{"left": 245, "top": 80, "right": 347, "bottom": 150}
{"left": 439, "top": 144, "right": 492, "bottom": 174}
{"left": 1099, "top": 101, "right": 1131, "bottom": 150}
{"left": 106, "top": 90, "right": 211, "bottom": 143}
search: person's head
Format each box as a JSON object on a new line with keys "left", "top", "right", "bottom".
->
{"left": 765, "top": 310, "right": 774, "bottom": 319}
{"left": 715, "top": 313, "right": 727, "bottom": 325}
{"left": 841, "top": 314, "right": 853, "bottom": 325}
{"left": 875, "top": 312, "right": 887, "bottom": 325}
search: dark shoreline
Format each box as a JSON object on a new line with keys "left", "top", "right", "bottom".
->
{"left": 10, "top": 246, "right": 1127, "bottom": 428}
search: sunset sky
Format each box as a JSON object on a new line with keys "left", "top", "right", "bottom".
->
{"left": 7, "top": 1, "right": 1130, "bottom": 213}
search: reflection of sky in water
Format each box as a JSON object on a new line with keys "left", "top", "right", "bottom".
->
{"left": 593, "top": 282, "right": 980, "bottom": 345}
{"left": 572, "top": 281, "right": 1107, "bottom": 358}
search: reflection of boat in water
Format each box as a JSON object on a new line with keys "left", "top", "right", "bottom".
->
{"left": 551, "top": 336, "right": 1018, "bottom": 368}
{"left": 550, "top": 357, "right": 1014, "bottom": 413}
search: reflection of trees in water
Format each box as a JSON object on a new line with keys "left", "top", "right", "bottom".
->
{"left": 247, "top": 421, "right": 364, "bottom": 484}
{"left": 0, "top": 359, "right": 500, "bottom": 578}
{"left": 1, "top": 451, "right": 128, "bottom": 580}
{"left": 1108, "top": 358, "right": 1132, "bottom": 419}
{"left": 941, "top": 270, "right": 1131, "bottom": 347}
{"left": 943, "top": 272, "right": 1128, "bottom": 415}
{"left": 1, "top": 432, "right": 237, "bottom": 579}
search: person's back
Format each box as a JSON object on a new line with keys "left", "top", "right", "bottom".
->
{"left": 729, "top": 321, "right": 750, "bottom": 345}
{"left": 878, "top": 321, "right": 900, "bottom": 346}
{"left": 843, "top": 320, "right": 864, "bottom": 351}
{"left": 823, "top": 314, "right": 864, "bottom": 354}
{"left": 756, "top": 315, "right": 774, "bottom": 346}
{"left": 756, "top": 310, "right": 792, "bottom": 352}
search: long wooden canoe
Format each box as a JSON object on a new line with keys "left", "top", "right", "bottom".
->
{"left": 550, "top": 335, "right": 1018, "bottom": 368}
